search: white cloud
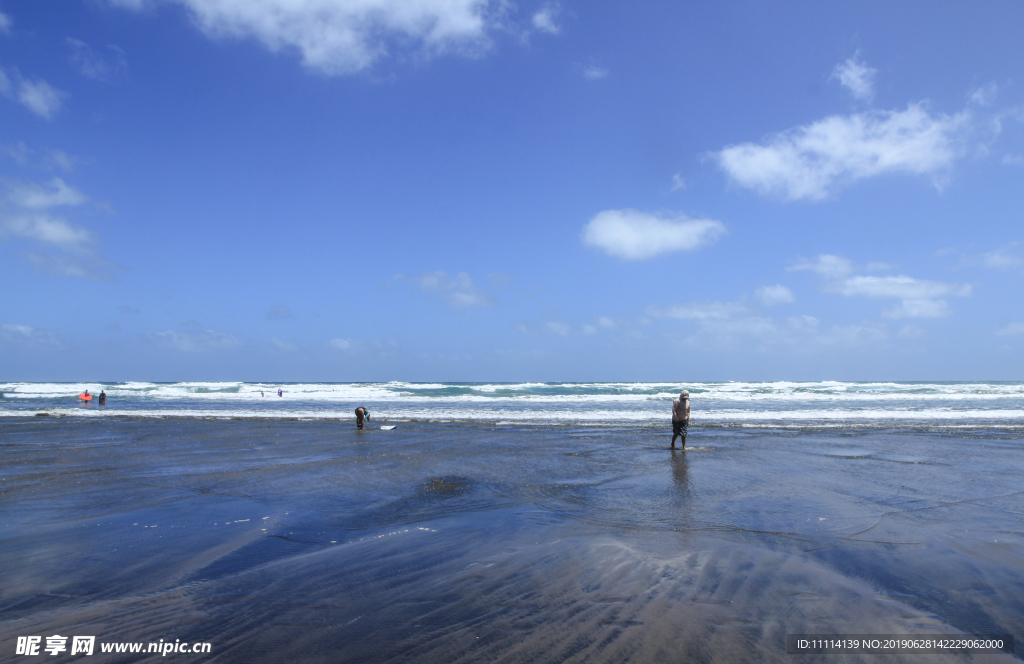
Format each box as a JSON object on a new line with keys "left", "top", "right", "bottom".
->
{"left": 715, "top": 104, "right": 969, "bottom": 200}
{"left": 582, "top": 209, "right": 725, "bottom": 260}
{"left": 147, "top": 328, "right": 240, "bottom": 352}
{"left": 271, "top": 337, "right": 297, "bottom": 351}
{"left": 597, "top": 316, "right": 617, "bottom": 328}
{"left": 582, "top": 65, "right": 607, "bottom": 80}
{"left": 662, "top": 307, "right": 890, "bottom": 352}
{"left": 23, "top": 251, "right": 117, "bottom": 281}
{"left": 836, "top": 275, "right": 970, "bottom": 299}
{"left": 670, "top": 173, "right": 686, "bottom": 191}
{"left": 1002, "top": 154, "right": 1024, "bottom": 165}
{"left": 4, "top": 213, "right": 93, "bottom": 248}
{"left": 7, "top": 178, "right": 87, "bottom": 209}
{"left": 547, "top": 321, "right": 571, "bottom": 336}
{"left": 755, "top": 285, "right": 795, "bottom": 306}
{"left": 329, "top": 338, "right": 354, "bottom": 350}
{"left": 531, "top": 3, "right": 560, "bottom": 34}
{"left": 0, "top": 12, "right": 11, "bottom": 34}
{"left": 0, "top": 179, "right": 115, "bottom": 280}
{"left": 882, "top": 298, "right": 951, "bottom": 319}
{"left": 67, "top": 38, "right": 128, "bottom": 82}
{"left": 649, "top": 301, "right": 746, "bottom": 320}
{"left": 399, "top": 271, "right": 494, "bottom": 307}
{"left": 112, "top": 0, "right": 502, "bottom": 75}
{"left": 15, "top": 78, "right": 66, "bottom": 120}
{"left": 0, "top": 68, "right": 67, "bottom": 119}
{"left": 2, "top": 323, "right": 61, "bottom": 348}
{"left": 792, "top": 253, "right": 970, "bottom": 319}
{"left": 788, "top": 254, "right": 854, "bottom": 279}
{"left": 977, "top": 247, "right": 1022, "bottom": 270}
{"left": 969, "top": 83, "right": 998, "bottom": 107}
{"left": 996, "top": 323, "right": 1024, "bottom": 336}
{"left": 831, "top": 55, "right": 876, "bottom": 101}
{"left": 47, "top": 150, "right": 78, "bottom": 172}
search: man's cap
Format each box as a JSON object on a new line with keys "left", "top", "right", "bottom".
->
{"left": 681, "top": 390, "right": 689, "bottom": 398}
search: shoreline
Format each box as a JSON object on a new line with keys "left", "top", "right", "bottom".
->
{"left": 4, "top": 413, "right": 1024, "bottom": 433}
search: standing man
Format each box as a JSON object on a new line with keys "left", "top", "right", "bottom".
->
{"left": 355, "top": 407, "right": 369, "bottom": 429}
{"left": 672, "top": 390, "right": 690, "bottom": 449}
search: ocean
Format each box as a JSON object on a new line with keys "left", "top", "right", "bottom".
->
{"left": 1, "top": 382, "right": 1022, "bottom": 662}
{"left": 3, "top": 380, "right": 1024, "bottom": 427}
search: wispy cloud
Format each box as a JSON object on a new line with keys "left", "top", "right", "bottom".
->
{"left": 1, "top": 323, "right": 61, "bottom": 348}
{"left": 956, "top": 245, "right": 1022, "bottom": 271}
{"left": 788, "top": 254, "right": 854, "bottom": 279}
{"left": 582, "top": 65, "right": 607, "bottom": 80}
{"left": 582, "top": 209, "right": 725, "bottom": 260}
{"left": 0, "top": 67, "right": 67, "bottom": 119}
{"left": 47, "top": 150, "right": 78, "bottom": 172}
{"left": 651, "top": 300, "right": 889, "bottom": 352}
{"left": 7, "top": 178, "right": 87, "bottom": 210}
{"left": 110, "top": 0, "right": 506, "bottom": 75}
{"left": 836, "top": 275, "right": 970, "bottom": 299}
{"left": 715, "top": 103, "right": 969, "bottom": 200}
{"left": 531, "top": 3, "right": 560, "bottom": 34}
{"left": 1, "top": 143, "right": 79, "bottom": 171}
{"left": 547, "top": 321, "right": 571, "bottom": 336}
{"left": 649, "top": 301, "right": 746, "bottom": 320}
{"left": 882, "top": 299, "right": 951, "bottom": 319}
{"left": 792, "top": 253, "right": 970, "bottom": 319}
{"left": 329, "top": 338, "right": 354, "bottom": 351}
{"left": 831, "top": 54, "right": 876, "bottom": 102}
{"left": 0, "top": 12, "right": 12, "bottom": 34}
{"left": 969, "top": 83, "right": 998, "bottom": 107}
{"left": 996, "top": 323, "right": 1024, "bottom": 336}
{"left": 145, "top": 328, "right": 240, "bottom": 352}
{"left": 271, "top": 337, "right": 297, "bottom": 351}
{"left": 514, "top": 315, "right": 616, "bottom": 337}
{"left": 0, "top": 178, "right": 118, "bottom": 281}
{"left": 266, "top": 305, "right": 291, "bottom": 320}
{"left": 397, "top": 271, "right": 494, "bottom": 307}
{"left": 67, "top": 38, "right": 128, "bottom": 82}
{"left": 755, "top": 285, "right": 795, "bottom": 306}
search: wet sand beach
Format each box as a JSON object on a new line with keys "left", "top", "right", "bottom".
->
{"left": 1, "top": 417, "right": 1022, "bottom": 662}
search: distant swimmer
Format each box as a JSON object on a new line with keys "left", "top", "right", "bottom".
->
{"left": 355, "top": 407, "right": 369, "bottom": 429}
{"left": 78, "top": 390, "right": 92, "bottom": 402}
{"left": 671, "top": 390, "right": 690, "bottom": 449}
{"left": 99, "top": 390, "right": 106, "bottom": 405}
{"left": 261, "top": 390, "right": 265, "bottom": 397}
{"left": 278, "top": 388, "right": 283, "bottom": 397}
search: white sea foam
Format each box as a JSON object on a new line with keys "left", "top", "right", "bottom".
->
{"left": 3, "top": 381, "right": 1023, "bottom": 426}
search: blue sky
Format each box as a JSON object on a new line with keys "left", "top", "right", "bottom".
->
{"left": 1, "top": 0, "right": 1022, "bottom": 382}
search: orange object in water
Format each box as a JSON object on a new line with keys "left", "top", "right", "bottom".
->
{"left": 78, "top": 393, "right": 92, "bottom": 401}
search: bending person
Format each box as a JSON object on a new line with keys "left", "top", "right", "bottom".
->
{"left": 355, "top": 407, "right": 370, "bottom": 429}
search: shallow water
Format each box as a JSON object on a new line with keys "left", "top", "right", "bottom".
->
{"left": 1, "top": 418, "right": 1021, "bottom": 662}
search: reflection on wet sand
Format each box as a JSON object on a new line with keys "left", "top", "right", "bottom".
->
{"left": 1, "top": 418, "right": 1021, "bottom": 663}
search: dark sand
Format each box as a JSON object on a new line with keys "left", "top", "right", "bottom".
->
{"left": 1, "top": 417, "right": 1021, "bottom": 662}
